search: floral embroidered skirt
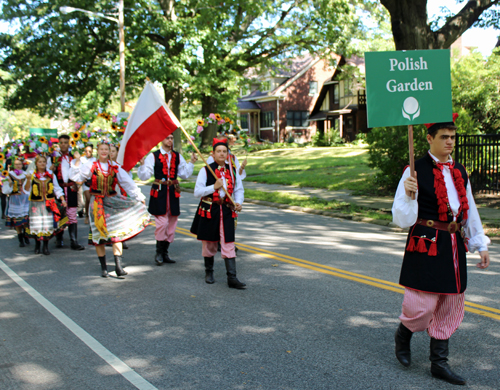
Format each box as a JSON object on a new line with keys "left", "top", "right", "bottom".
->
{"left": 26, "top": 201, "right": 68, "bottom": 241}
{"left": 5, "top": 193, "right": 29, "bottom": 228}
{"left": 88, "top": 194, "right": 151, "bottom": 245}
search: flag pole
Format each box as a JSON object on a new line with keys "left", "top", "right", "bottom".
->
{"left": 178, "top": 124, "right": 238, "bottom": 208}
{"left": 408, "top": 125, "right": 415, "bottom": 200}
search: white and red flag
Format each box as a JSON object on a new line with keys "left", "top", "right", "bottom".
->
{"left": 117, "top": 81, "right": 180, "bottom": 171}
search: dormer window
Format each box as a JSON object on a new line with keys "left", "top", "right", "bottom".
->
{"left": 262, "top": 81, "right": 271, "bottom": 91}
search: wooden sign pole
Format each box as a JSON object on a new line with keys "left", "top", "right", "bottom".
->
{"left": 408, "top": 124, "right": 415, "bottom": 200}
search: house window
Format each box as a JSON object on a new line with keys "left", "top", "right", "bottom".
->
{"left": 309, "top": 81, "right": 318, "bottom": 95}
{"left": 333, "top": 84, "right": 339, "bottom": 104}
{"left": 286, "top": 111, "right": 309, "bottom": 127}
{"left": 260, "top": 111, "right": 274, "bottom": 128}
{"left": 320, "top": 91, "right": 330, "bottom": 111}
{"left": 344, "top": 80, "right": 352, "bottom": 96}
{"left": 240, "top": 114, "right": 248, "bottom": 129}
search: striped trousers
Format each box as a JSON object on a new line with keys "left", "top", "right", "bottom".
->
{"left": 399, "top": 288, "right": 465, "bottom": 340}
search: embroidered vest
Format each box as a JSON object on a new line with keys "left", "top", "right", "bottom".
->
{"left": 148, "top": 150, "right": 181, "bottom": 216}
{"left": 29, "top": 175, "right": 56, "bottom": 202}
{"left": 88, "top": 162, "right": 118, "bottom": 197}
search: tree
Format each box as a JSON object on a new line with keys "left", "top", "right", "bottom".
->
{"left": 380, "top": 0, "right": 500, "bottom": 50}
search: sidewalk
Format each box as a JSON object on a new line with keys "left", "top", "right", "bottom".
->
{"left": 241, "top": 181, "right": 500, "bottom": 228}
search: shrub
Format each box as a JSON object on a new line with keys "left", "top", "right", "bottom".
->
{"left": 366, "top": 125, "right": 429, "bottom": 191}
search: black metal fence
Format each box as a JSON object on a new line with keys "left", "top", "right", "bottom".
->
{"left": 455, "top": 134, "right": 500, "bottom": 194}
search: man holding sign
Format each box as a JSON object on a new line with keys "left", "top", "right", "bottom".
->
{"left": 391, "top": 115, "right": 490, "bottom": 385}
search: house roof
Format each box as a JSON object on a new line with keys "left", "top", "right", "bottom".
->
{"left": 237, "top": 99, "right": 260, "bottom": 111}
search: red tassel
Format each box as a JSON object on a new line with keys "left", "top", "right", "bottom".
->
{"left": 406, "top": 237, "right": 416, "bottom": 252}
{"left": 428, "top": 240, "right": 437, "bottom": 256}
{"left": 416, "top": 237, "right": 427, "bottom": 253}
{"left": 201, "top": 210, "right": 205, "bottom": 217}
{"left": 150, "top": 189, "right": 154, "bottom": 196}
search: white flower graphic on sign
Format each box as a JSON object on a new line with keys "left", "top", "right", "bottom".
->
{"left": 402, "top": 97, "right": 420, "bottom": 121}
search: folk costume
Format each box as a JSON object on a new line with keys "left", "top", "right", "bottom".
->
{"left": 206, "top": 151, "right": 247, "bottom": 180}
{"left": 392, "top": 118, "right": 490, "bottom": 385}
{"left": 2, "top": 169, "right": 30, "bottom": 246}
{"left": 25, "top": 169, "right": 69, "bottom": 255}
{"left": 137, "top": 147, "right": 194, "bottom": 265}
{"left": 70, "top": 157, "right": 150, "bottom": 276}
{"left": 190, "top": 138, "right": 245, "bottom": 289}
{"left": 52, "top": 150, "right": 84, "bottom": 250}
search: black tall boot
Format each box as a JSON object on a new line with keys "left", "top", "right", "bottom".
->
{"left": 155, "top": 241, "right": 164, "bottom": 266}
{"left": 55, "top": 231, "right": 64, "bottom": 248}
{"left": 224, "top": 258, "right": 246, "bottom": 289}
{"left": 98, "top": 256, "right": 108, "bottom": 278}
{"left": 34, "top": 240, "right": 41, "bottom": 254}
{"left": 42, "top": 240, "right": 50, "bottom": 256}
{"left": 395, "top": 322, "right": 413, "bottom": 367}
{"left": 18, "top": 233, "right": 26, "bottom": 247}
{"left": 68, "top": 224, "right": 85, "bottom": 250}
{"left": 163, "top": 241, "right": 175, "bottom": 264}
{"left": 114, "top": 255, "right": 128, "bottom": 277}
{"left": 430, "top": 338, "right": 466, "bottom": 385}
{"left": 23, "top": 228, "right": 30, "bottom": 245}
{"left": 204, "top": 257, "right": 215, "bottom": 284}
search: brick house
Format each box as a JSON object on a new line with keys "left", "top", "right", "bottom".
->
{"left": 237, "top": 54, "right": 368, "bottom": 143}
{"left": 237, "top": 54, "right": 336, "bottom": 143}
{"left": 309, "top": 55, "right": 368, "bottom": 142}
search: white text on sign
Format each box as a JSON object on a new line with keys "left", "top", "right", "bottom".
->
{"left": 387, "top": 57, "right": 432, "bottom": 93}
{"left": 389, "top": 57, "right": 428, "bottom": 71}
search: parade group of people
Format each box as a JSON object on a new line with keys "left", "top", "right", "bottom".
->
{"left": 1, "top": 131, "right": 248, "bottom": 289}
{"left": 0, "top": 113, "right": 494, "bottom": 385}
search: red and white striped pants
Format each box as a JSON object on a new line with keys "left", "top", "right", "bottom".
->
{"left": 399, "top": 288, "right": 465, "bottom": 340}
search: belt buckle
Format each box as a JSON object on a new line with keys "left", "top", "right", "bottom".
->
{"left": 426, "top": 220, "right": 435, "bottom": 227}
{"left": 448, "top": 221, "right": 458, "bottom": 234}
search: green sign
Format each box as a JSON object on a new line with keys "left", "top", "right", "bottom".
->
{"left": 365, "top": 49, "right": 452, "bottom": 128}
{"left": 30, "top": 128, "right": 58, "bottom": 137}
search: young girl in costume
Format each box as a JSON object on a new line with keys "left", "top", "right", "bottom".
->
{"left": 24, "top": 155, "right": 68, "bottom": 255}
{"left": 70, "top": 140, "right": 150, "bottom": 278}
{"left": 2, "top": 158, "right": 30, "bottom": 246}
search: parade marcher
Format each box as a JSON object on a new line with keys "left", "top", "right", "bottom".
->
{"left": 70, "top": 141, "right": 150, "bottom": 278}
{"left": 80, "top": 144, "right": 95, "bottom": 224}
{"left": 1, "top": 154, "right": 7, "bottom": 219}
{"left": 137, "top": 134, "right": 196, "bottom": 265}
{"left": 2, "top": 159, "right": 30, "bottom": 246}
{"left": 24, "top": 155, "right": 68, "bottom": 255}
{"left": 108, "top": 143, "right": 129, "bottom": 250}
{"left": 52, "top": 134, "right": 85, "bottom": 250}
{"left": 206, "top": 135, "right": 247, "bottom": 180}
{"left": 190, "top": 138, "right": 245, "bottom": 289}
{"left": 392, "top": 114, "right": 490, "bottom": 385}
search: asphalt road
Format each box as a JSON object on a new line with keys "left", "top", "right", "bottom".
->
{"left": 0, "top": 185, "right": 499, "bottom": 390}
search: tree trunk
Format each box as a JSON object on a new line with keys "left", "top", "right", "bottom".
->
{"left": 163, "top": 84, "right": 183, "bottom": 153}
{"left": 200, "top": 94, "right": 219, "bottom": 148}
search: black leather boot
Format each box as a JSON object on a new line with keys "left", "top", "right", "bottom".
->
{"left": 98, "top": 256, "right": 108, "bottom": 278}
{"left": 23, "top": 228, "right": 30, "bottom": 245}
{"left": 42, "top": 240, "right": 50, "bottom": 255}
{"left": 395, "top": 322, "right": 413, "bottom": 367}
{"left": 430, "top": 338, "right": 466, "bottom": 385}
{"left": 55, "top": 231, "right": 64, "bottom": 248}
{"left": 204, "top": 257, "right": 215, "bottom": 284}
{"left": 224, "top": 258, "right": 246, "bottom": 289}
{"left": 163, "top": 241, "right": 175, "bottom": 263}
{"left": 18, "top": 233, "right": 26, "bottom": 247}
{"left": 114, "top": 255, "right": 128, "bottom": 277}
{"left": 34, "top": 240, "right": 41, "bottom": 254}
{"left": 155, "top": 241, "right": 164, "bottom": 266}
{"left": 69, "top": 224, "right": 85, "bottom": 250}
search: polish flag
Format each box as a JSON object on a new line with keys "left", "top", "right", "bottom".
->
{"left": 117, "top": 81, "right": 180, "bottom": 171}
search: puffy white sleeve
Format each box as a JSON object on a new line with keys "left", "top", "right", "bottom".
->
{"left": 52, "top": 172, "right": 64, "bottom": 199}
{"left": 233, "top": 170, "right": 244, "bottom": 204}
{"left": 177, "top": 154, "right": 194, "bottom": 179}
{"left": 69, "top": 159, "right": 94, "bottom": 182}
{"left": 115, "top": 163, "right": 145, "bottom": 201}
{"left": 2, "top": 180, "right": 13, "bottom": 195}
{"left": 137, "top": 153, "right": 154, "bottom": 181}
{"left": 392, "top": 167, "right": 419, "bottom": 228}
{"left": 462, "top": 180, "right": 490, "bottom": 253}
{"left": 194, "top": 167, "right": 215, "bottom": 198}
{"left": 233, "top": 155, "right": 246, "bottom": 181}
{"left": 206, "top": 156, "right": 214, "bottom": 165}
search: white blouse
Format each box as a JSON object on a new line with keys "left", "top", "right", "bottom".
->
{"left": 137, "top": 147, "right": 194, "bottom": 181}
{"left": 392, "top": 152, "right": 490, "bottom": 253}
{"left": 22, "top": 169, "right": 64, "bottom": 199}
{"left": 194, "top": 165, "right": 244, "bottom": 205}
{"left": 70, "top": 159, "right": 145, "bottom": 202}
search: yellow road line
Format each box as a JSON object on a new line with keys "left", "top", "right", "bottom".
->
{"left": 175, "top": 227, "right": 500, "bottom": 321}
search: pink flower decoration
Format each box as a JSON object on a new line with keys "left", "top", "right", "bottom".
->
{"left": 217, "top": 120, "right": 225, "bottom": 125}
{"left": 196, "top": 126, "right": 204, "bottom": 134}
{"left": 74, "top": 123, "right": 81, "bottom": 130}
{"left": 190, "top": 135, "right": 195, "bottom": 140}
{"left": 208, "top": 113, "right": 216, "bottom": 120}
{"left": 123, "top": 121, "right": 128, "bottom": 126}
{"left": 112, "top": 116, "right": 117, "bottom": 122}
